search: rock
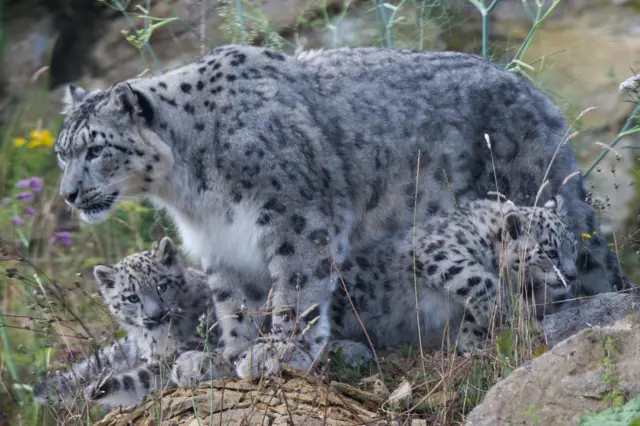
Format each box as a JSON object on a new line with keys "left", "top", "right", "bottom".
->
{"left": 87, "top": 0, "right": 364, "bottom": 85}
{"left": 465, "top": 314, "right": 640, "bottom": 426}
{"left": 492, "top": 1, "right": 640, "bottom": 235}
{"left": 387, "top": 378, "right": 412, "bottom": 410}
{"left": 0, "top": 10, "right": 54, "bottom": 95}
{"left": 0, "top": 9, "right": 55, "bottom": 125}
{"left": 543, "top": 291, "right": 640, "bottom": 347}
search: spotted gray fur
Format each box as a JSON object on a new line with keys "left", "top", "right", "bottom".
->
{"left": 54, "top": 45, "right": 622, "bottom": 380}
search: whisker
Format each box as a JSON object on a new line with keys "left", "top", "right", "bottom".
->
{"left": 105, "top": 174, "right": 136, "bottom": 189}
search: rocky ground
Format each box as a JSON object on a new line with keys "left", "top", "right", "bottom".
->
{"left": 86, "top": 292, "right": 640, "bottom": 425}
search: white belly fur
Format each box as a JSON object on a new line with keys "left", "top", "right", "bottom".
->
{"left": 150, "top": 197, "right": 267, "bottom": 274}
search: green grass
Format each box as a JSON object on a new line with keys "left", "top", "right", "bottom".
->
{"left": 1, "top": 0, "right": 639, "bottom": 424}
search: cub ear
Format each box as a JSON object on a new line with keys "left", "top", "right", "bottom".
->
{"left": 544, "top": 195, "right": 569, "bottom": 219}
{"left": 93, "top": 264, "right": 116, "bottom": 296}
{"left": 107, "top": 81, "right": 154, "bottom": 125}
{"left": 61, "top": 85, "right": 87, "bottom": 115}
{"left": 153, "top": 237, "right": 178, "bottom": 267}
{"left": 504, "top": 211, "right": 527, "bottom": 240}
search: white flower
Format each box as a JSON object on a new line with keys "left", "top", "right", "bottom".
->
{"left": 619, "top": 75, "right": 640, "bottom": 93}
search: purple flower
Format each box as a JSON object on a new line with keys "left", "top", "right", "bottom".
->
{"left": 24, "top": 206, "right": 35, "bottom": 217}
{"left": 15, "top": 179, "right": 31, "bottom": 189}
{"left": 1, "top": 197, "right": 10, "bottom": 206}
{"left": 29, "top": 177, "right": 43, "bottom": 193}
{"left": 49, "top": 231, "right": 72, "bottom": 247}
{"left": 15, "top": 192, "right": 35, "bottom": 203}
{"left": 66, "top": 348, "right": 82, "bottom": 362}
{"left": 12, "top": 216, "right": 24, "bottom": 226}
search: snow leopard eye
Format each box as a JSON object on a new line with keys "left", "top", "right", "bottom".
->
{"left": 546, "top": 249, "right": 558, "bottom": 259}
{"left": 127, "top": 294, "right": 140, "bottom": 303}
{"left": 86, "top": 145, "right": 104, "bottom": 160}
{"left": 57, "top": 152, "right": 68, "bottom": 165}
{"left": 157, "top": 283, "right": 167, "bottom": 294}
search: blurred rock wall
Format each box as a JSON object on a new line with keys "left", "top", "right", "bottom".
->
{"left": 1, "top": 0, "right": 638, "bottom": 234}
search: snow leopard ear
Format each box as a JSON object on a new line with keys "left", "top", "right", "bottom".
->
{"left": 93, "top": 264, "right": 116, "bottom": 295}
{"left": 504, "top": 211, "right": 527, "bottom": 240}
{"left": 153, "top": 237, "right": 178, "bottom": 267}
{"left": 544, "top": 195, "right": 569, "bottom": 219}
{"left": 61, "top": 85, "right": 87, "bottom": 115}
{"left": 107, "top": 81, "right": 154, "bottom": 125}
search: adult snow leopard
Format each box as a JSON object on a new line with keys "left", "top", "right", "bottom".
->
{"left": 54, "top": 45, "right": 621, "bottom": 380}
{"left": 34, "top": 237, "right": 233, "bottom": 407}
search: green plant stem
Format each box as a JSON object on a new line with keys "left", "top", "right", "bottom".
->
{"left": 583, "top": 103, "right": 640, "bottom": 178}
{"left": 482, "top": 0, "right": 502, "bottom": 60}
{"left": 0, "top": 301, "right": 25, "bottom": 403}
{"left": 112, "top": 0, "right": 163, "bottom": 74}
{"left": 376, "top": 0, "right": 392, "bottom": 48}
{"left": 468, "top": 0, "right": 502, "bottom": 60}
{"left": 385, "top": 0, "right": 407, "bottom": 49}
{"left": 508, "top": 0, "right": 560, "bottom": 69}
{"left": 236, "top": 0, "right": 247, "bottom": 43}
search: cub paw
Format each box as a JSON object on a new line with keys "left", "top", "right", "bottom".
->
{"left": 85, "top": 376, "right": 117, "bottom": 401}
{"left": 455, "top": 322, "right": 489, "bottom": 355}
{"left": 235, "top": 340, "right": 313, "bottom": 380}
{"left": 329, "top": 340, "right": 373, "bottom": 367}
{"left": 33, "top": 374, "right": 82, "bottom": 406}
{"left": 171, "top": 350, "right": 235, "bottom": 387}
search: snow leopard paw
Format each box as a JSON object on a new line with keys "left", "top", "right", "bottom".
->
{"left": 172, "top": 349, "right": 235, "bottom": 387}
{"left": 234, "top": 339, "right": 313, "bottom": 380}
{"left": 329, "top": 339, "right": 373, "bottom": 367}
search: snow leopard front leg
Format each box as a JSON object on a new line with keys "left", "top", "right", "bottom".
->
{"left": 235, "top": 209, "right": 348, "bottom": 380}
{"left": 439, "top": 264, "right": 502, "bottom": 354}
{"left": 85, "top": 357, "right": 174, "bottom": 407}
{"left": 203, "top": 267, "right": 270, "bottom": 368}
{"left": 34, "top": 337, "right": 142, "bottom": 406}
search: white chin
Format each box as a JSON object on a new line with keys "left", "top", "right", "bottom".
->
{"left": 79, "top": 209, "right": 111, "bottom": 224}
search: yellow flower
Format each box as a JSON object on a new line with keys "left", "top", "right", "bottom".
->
{"left": 119, "top": 201, "right": 141, "bottom": 213}
{"left": 29, "top": 129, "right": 55, "bottom": 148}
{"left": 581, "top": 233, "right": 592, "bottom": 239}
{"left": 14, "top": 138, "right": 26, "bottom": 147}
{"left": 592, "top": 231, "right": 598, "bottom": 236}
{"left": 27, "top": 140, "right": 42, "bottom": 149}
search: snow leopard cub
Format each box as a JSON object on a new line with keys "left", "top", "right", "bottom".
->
{"left": 34, "top": 237, "right": 232, "bottom": 408}
{"left": 324, "top": 195, "right": 579, "bottom": 356}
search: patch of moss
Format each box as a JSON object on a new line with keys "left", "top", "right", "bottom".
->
{"left": 579, "top": 396, "right": 640, "bottom": 426}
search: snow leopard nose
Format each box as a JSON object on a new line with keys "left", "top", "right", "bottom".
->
{"left": 144, "top": 305, "right": 167, "bottom": 324}
{"left": 64, "top": 189, "right": 79, "bottom": 205}
{"left": 147, "top": 310, "right": 165, "bottom": 323}
{"left": 564, "top": 270, "right": 577, "bottom": 282}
